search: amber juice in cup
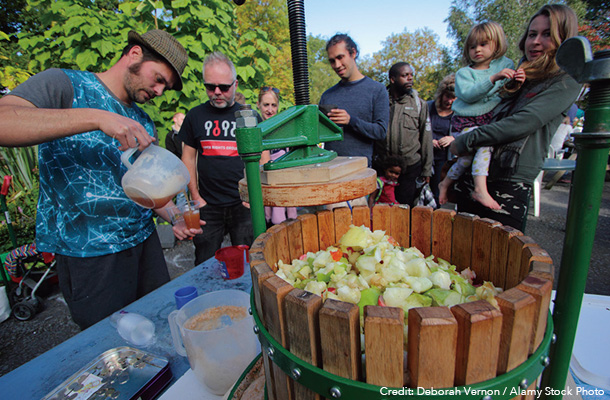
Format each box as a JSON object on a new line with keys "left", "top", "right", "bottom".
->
{"left": 183, "top": 209, "right": 200, "bottom": 230}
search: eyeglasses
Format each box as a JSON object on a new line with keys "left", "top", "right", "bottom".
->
{"left": 204, "top": 81, "right": 235, "bottom": 92}
{"left": 261, "top": 86, "right": 280, "bottom": 94}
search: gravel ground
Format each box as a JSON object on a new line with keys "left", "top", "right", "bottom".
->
{"left": 1, "top": 175, "right": 608, "bottom": 379}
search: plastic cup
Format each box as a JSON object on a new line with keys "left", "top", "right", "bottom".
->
{"left": 167, "top": 205, "right": 184, "bottom": 227}
{"left": 175, "top": 286, "right": 198, "bottom": 309}
{"left": 215, "top": 245, "right": 249, "bottom": 280}
{"left": 181, "top": 201, "right": 200, "bottom": 230}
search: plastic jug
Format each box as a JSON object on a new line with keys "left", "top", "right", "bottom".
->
{"left": 215, "top": 245, "right": 249, "bottom": 280}
{"left": 168, "top": 290, "right": 260, "bottom": 395}
{"left": 121, "top": 145, "right": 190, "bottom": 209}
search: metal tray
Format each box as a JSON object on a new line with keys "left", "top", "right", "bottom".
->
{"left": 42, "top": 346, "right": 172, "bottom": 400}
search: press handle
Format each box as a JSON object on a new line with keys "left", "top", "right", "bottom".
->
{"left": 120, "top": 147, "right": 139, "bottom": 169}
{"left": 168, "top": 310, "right": 187, "bottom": 357}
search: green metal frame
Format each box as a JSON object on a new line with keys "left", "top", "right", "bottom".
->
{"left": 236, "top": 104, "right": 343, "bottom": 171}
{"left": 236, "top": 104, "right": 344, "bottom": 238}
{"left": 540, "top": 38, "right": 610, "bottom": 398}
{"left": 249, "top": 293, "right": 553, "bottom": 400}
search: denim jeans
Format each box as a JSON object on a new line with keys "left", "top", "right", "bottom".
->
{"left": 192, "top": 203, "right": 253, "bottom": 265}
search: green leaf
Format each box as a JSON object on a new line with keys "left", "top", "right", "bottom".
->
{"left": 119, "top": 2, "right": 137, "bottom": 15}
{"left": 82, "top": 24, "right": 101, "bottom": 38}
{"left": 65, "top": 16, "right": 87, "bottom": 33}
{"left": 171, "top": 0, "right": 190, "bottom": 8}
{"left": 75, "top": 50, "right": 98, "bottom": 70}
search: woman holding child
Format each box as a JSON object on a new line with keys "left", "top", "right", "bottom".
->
{"left": 449, "top": 4, "right": 581, "bottom": 231}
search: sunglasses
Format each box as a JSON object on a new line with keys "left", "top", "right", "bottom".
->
{"left": 261, "top": 86, "right": 280, "bottom": 94}
{"left": 204, "top": 80, "right": 235, "bottom": 92}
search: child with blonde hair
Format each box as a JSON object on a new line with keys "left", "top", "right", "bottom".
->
{"left": 438, "top": 21, "right": 524, "bottom": 209}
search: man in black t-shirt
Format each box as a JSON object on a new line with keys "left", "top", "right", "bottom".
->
{"left": 179, "top": 52, "right": 258, "bottom": 265}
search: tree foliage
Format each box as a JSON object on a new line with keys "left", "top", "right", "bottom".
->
{"left": 445, "top": 0, "right": 587, "bottom": 64}
{"left": 579, "top": 0, "right": 610, "bottom": 51}
{"left": 307, "top": 34, "right": 336, "bottom": 105}
{"left": 360, "top": 28, "right": 454, "bottom": 100}
{"left": 235, "top": 0, "right": 294, "bottom": 110}
{"left": 1, "top": 0, "right": 274, "bottom": 143}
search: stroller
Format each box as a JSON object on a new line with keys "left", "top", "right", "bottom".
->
{"left": 1, "top": 175, "right": 57, "bottom": 321}
{"left": 3, "top": 243, "right": 57, "bottom": 321}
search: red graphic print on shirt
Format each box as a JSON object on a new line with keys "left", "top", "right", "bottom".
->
{"left": 200, "top": 140, "right": 238, "bottom": 157}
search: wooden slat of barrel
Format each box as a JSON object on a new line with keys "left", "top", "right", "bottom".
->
{"left": 408, "top": 306, "right": 457, "bottom": 388}
{"left": 530, "top": 261, "right": 555, "bottom": 283}
{"left": 352, "top": 205, "right": 371, "bottom": 229}
{"left": 262, "top": 352, "right": 277, "bottom": 400}
{"left": 390, "top": 205, "right": 410, "bottom": 248}
{"left": 521, "top": 247, "right": 553, "bottom": 283}
{"left": 251, "top": 232, "right": 272, "bottom": 269}
{"left": 298, "top": 214, "right": 319, "bottom": 254}
{"left": 451, "top": 300, "right": 502, "bottom": 385}
{"left": 284, "top": 289, "right": 323, "bottom": 400}
{"left": 471, "top": 218, "right": 501, "bottom": 282}
{"left": 269, "top": 224, "right": 291, "bottom": 267}
{"left": 317, "top": 210, "right": 336, "bottom": 250}
{"left": 319, "top": 299, "right": 361, "bottom": 381}
{"left": 333, "top": 207, "right": 353, "bottom": 243}
{"left": 505, "top": 236, "right": 538, "bottom": 289}
{"left": 286, "top": 219, "right": 305, "bottom": 262}
{"left": 432, "top": 209, "right": 455, "bottom": 263}
{"left": 451, "top": 213, "right": 478, "bottom": 270}
{"left": 411, "top": 206, "right": 433, "bottom": 257}
{"left": 261, "top": 276, "right": 295, "bottom": 400}
{"left": 251, "top": 263, "right": 276, "bottom": 322}
{"left": 490, "top": 225, "right": 522, "bottom": 289}
{"left": 517, "top": 274, "right": 553, "bottom": 354}
{"left": 364, "top": 306, "right": 404, "bottom": 388}
{"left": 496, "top": 288, "right": 536, "bottom": 374}
{"left": 372, "top": 204, "right": 391, "bottom": 233}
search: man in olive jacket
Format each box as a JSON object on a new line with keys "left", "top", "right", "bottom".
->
{"left": 375, "top": 62, "right": 433, "bottom": 206}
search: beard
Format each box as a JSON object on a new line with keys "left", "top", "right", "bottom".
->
{"left": 124, "top": 62, "right": 154, "bottom": 104}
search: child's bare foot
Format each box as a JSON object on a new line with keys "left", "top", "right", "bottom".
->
{"left": 471, "top": 190, "right": 501, "bottom": 210}
{"left": 438, "top": 178, "right": 451, "bottom": 205}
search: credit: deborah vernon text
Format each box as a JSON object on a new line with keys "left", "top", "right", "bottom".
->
{"left": 378, "top": 386, "right": 605, "bottom": 397}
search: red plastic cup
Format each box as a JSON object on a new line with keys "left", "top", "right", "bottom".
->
{"left": 215, "top": 245, "right": 249, "bottom": 280}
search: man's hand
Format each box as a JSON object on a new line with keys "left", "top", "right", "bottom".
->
{"left": 99, "top": 113, "right": 155, "bottom": 151}
{"left": 327, "top": 108, "right": 351, "bottom": 125}
{"left": 438, "top": 136, "right": 455, "bottom": 147}
{"left": 172, "top": 222, "right": 204, "bottom": 241}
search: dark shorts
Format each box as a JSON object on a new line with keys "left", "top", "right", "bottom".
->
{"left": 55, "top": 231, "right": 169, "bottom": 330}
{"left": 453, "top": 175, "right": 532, "bottom": 231}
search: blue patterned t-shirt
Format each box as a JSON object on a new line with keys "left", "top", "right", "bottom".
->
{"left": 10, "top": 69, "right": 156, "bottom": 257}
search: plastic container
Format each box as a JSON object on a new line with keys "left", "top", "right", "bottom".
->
{"left": 168, "top": 290, "right": 260, "bottom": 395}
{"left": 121, "top": 145, "right": 190, "bottom": 209}
{"left": 215, "top": 245, "right": 249, "bottom": 280}
{"left": 110, "top": 311, "right": 156, "bottom": 347}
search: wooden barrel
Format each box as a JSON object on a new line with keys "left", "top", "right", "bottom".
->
{"left": 247, "top": 205, "right": 554, "bottom": 399}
